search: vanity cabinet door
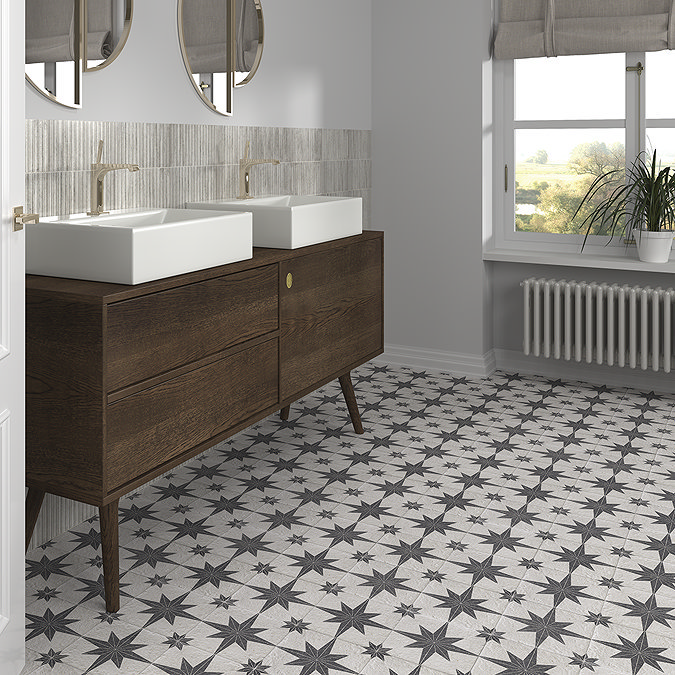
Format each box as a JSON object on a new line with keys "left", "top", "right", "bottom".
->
{"left": 106, "top": 265, "right": 278, "bottom": 393}
{"left": 279, "top": 237, "right": 383, "bottom": 402}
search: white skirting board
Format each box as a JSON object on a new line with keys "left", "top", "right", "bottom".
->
{"left": 495, "top": 349, "right": 675, "bottom": 394}
{"left": 375, "top": 344, "right": 496, "bottom": 378}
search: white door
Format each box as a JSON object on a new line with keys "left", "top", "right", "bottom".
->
{"left": 0, "top": 0, "right": 26, "bottom": 672}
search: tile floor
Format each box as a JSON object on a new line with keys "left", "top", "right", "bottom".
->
{"left": 20, "top": 363, "right": 675, "bottom": 674}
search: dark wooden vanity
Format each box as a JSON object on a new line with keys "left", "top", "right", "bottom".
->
{"left": 25, "top": 231, "right": 383, "bottom": 612}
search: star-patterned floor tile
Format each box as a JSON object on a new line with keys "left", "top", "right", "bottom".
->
{"left": 20, "top": 364, "right": 675, "bottom": 674}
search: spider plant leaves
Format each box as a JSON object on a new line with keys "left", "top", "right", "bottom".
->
{"left": 575, "top": 150, "right": 675, "bottom": 250}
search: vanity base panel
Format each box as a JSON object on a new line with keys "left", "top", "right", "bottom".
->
{"left": 26, "top": 294, "right": 105, "bottom": 504}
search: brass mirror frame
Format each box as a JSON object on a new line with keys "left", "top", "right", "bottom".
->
{"left": 84, "top": 0, "right": 134, "bottom": 72}
{"left": 178, "top": 0, "right": 264, "bottom": 116}
{"left": 25, "top": 0, "right": 133, "bottom": 108}
{"left": 178, "top": 0, "right": 234, "bottom": 116}
{"left": 25, "top": 0, "right": 84, "bottom": 108}
{"left": 234, "top": 0, "right": 263, "bottom": 88}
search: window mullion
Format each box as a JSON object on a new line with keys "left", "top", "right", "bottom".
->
{"left": 625, "top": 52, "right": 645, "bottom": 161}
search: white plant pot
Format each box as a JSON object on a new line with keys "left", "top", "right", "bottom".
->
{"left": 636, "top": 229, "right": 674, "bottom": 263}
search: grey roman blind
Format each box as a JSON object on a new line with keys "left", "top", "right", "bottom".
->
{"left": 494, "top": 0, "right": 675, "bottom": 59}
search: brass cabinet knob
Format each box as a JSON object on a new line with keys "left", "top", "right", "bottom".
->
{"left": 286, "top": 272, "right": 293, "bottom": 289}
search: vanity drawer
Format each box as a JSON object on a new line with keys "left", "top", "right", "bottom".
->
{"left": 105, "top": 338, "right": 278, "bottom": 493}
{"left": 106, "top": 265, "right": 278, "bottom": 392}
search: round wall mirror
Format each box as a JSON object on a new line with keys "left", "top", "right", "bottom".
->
{"left": 84, "top": 0, "right": 133, "bottom": 72}
{"left": 178, "top": 0, "right": 264, "bottom": 116}
{"left": 234, "top": 0, "right": 263, "bottom": 87}
{"left": 26, "top": 0, "right": 133, "bottom": 108}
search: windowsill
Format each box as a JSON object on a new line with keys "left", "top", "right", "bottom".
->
{"left": 483, "top": 247, "right": 675, "bottom": 273}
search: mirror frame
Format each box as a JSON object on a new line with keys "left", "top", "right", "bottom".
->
{"left": 26, "top": 0, "right": 133, "bottom": 108}
{"left": 178, "top": 0, "right": 234, "bottom": 116}
{"left": 84, "top": 0, "right": 134, "bottom": 72}
{"left": 234, "top": 0, "right": 263, "bottom": 88}
{"left": 25, "top": 0, "right": 84, "bottom": 108}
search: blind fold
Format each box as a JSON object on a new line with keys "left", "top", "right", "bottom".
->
{"left": 494, "top": 0, "right": 675, "bottom": 59}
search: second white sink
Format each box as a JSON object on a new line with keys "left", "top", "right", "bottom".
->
{"left": 26, "top": 208, "right": 253, "bottom": 285}
{"left": 186, "top": 195, "right": 362, "bottom": 249}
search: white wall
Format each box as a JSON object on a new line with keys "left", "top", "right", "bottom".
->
{"left": 372, "top": 0, "right": 494, "bottom": 375}
{"left": 26, "top": 0, "right": 372, "bottom": 129}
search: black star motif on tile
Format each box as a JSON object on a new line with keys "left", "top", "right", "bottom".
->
{"left": 138, "top": 591, "right": 198, "bottom": 627}
{"left": 251, "top": 578, "right": 308, "bottom": 612}
{"left": 511, "top": 608, "right": 580, "bottom": 646}
{"left": 206, "top": 615, "right": 271, "bottom": 652}
{"left": 601, "top": 632, "right": 675, "bottom": 672}
{"left": 25, "top": 553, "right": 72, "bottom": 582}
{"left": 288, "top": 549, "right": 341, "bottom": 577}
{"left": 83, "top": 629, "right": 150, "bottom": 673}
{"left": 486, "top": 646, "right": 555, "bottom": 674}
{"left": 399, "top": 623, "right": 471, "bottom": 665}
{"left": 35, "top": 648, "right": 67, "bottom": 667}
{"left": 25, "top": 606, "right": 80, "bottom": 641}
{"left": 356, "top": 567, "right": 416, "bottom": 597}
{"left": 429, "top": 587, "right": 496, "bottom": 621}
{"left": 185, "top": 560, "right": 238, "bottom": 591}
{"left": 284, "top": 637, "right": 356, "bottom": 674}
{"left": 155, "top": 654, "right": 222, "bottom": 675}
{"left": 123, "top": 541, "right": 175, "bottom": 571}
{"left": 323, "top": 598, "right": 384, "bottom": 637}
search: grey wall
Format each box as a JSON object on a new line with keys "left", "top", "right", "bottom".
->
{"left": 371, "top": 0, "right": 494, "bottom": 375}
{"left": 26, "top": 0, "right": 372, "bottom": 129}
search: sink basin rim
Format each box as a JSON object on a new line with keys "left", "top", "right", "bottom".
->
{"left": 185, "top": 195, "right": 363, "bottom": 249}
{"left": 27, "top": 207, "right": 253, "bottom": 285}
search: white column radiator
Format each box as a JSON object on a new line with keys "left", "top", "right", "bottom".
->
{"left": 522, "top": 278, "right": 675, "bottom": 372}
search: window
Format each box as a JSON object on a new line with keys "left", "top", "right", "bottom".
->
{"left": 495, "top": 51, "right": 675, "bottom": 251}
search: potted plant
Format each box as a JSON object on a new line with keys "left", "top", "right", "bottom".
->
{"left": 575, "top": 150, "right": 675, "bottom": 263}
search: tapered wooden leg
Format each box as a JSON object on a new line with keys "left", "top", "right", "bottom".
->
{"left": 25, "top": 487, "right": 46, "bottom": 552}
{"left": 100, "top": 500, "right": 120, "bottom": 613}
{"left": 339, "top": 372, "right": 364, "bottom": 434}
{"left": 280, "top": 405, "right": 291, "bottom": 420}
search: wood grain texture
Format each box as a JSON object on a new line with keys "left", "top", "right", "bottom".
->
{"left": 100, "top": 500, "right": 119, "bottom": 613}
{"left": 280, "top": 237, "right": 383, "bottom": 401}
{"left": 106, "top": 339, "right": 278, "bottom": 493}
{"left": 339, "top": 373, "right": 364, "bottom": 434}
{"left": 25, "top": 295, "right": 105, "bottom": 503}
{"left": 280, "top": 405, "right": 290, "bottom": 420}
{"left": 106, "top": 265, "right": 278, "bottom": 392}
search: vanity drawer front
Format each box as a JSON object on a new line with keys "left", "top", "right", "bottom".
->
{"left": 106, "top": 338, "right": 278, "bottom": 493}
{"left": 106, "top": 265, "right": 278, "bottom": 392}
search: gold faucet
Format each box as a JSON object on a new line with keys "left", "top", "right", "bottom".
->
{"left": 88, "top": 140, "right": 140, "bottom": 216}
{"left": 238, "top": 141, "right": 280, "bottom": 199}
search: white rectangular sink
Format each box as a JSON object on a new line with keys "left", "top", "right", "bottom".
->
{"left": 26, "top": 208, "right": 253, "bottom": 285}
{"left": 185, "top": 195, "right": 362, "bottom": 249}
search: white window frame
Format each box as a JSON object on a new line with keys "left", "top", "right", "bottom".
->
{"left": 493, "top": 52, "right": 647, "bottom": 256}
